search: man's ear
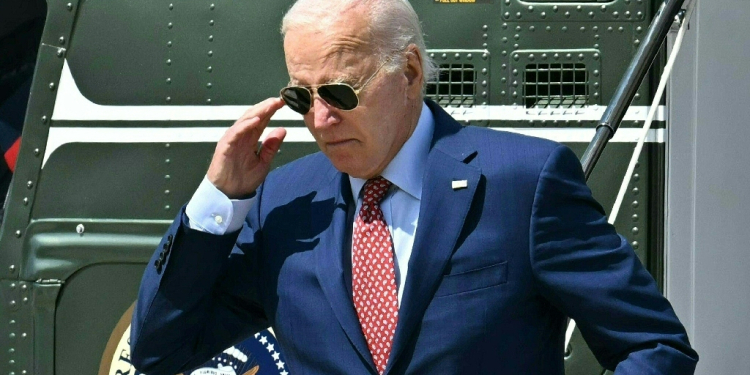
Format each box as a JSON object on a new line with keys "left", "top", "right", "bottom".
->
{"left": 403, "top": 44, "right": 424, "bottom": 100}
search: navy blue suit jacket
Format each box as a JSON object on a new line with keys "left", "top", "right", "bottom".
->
{"left": 131, "top": 100, "right": 698, "bottom": 374}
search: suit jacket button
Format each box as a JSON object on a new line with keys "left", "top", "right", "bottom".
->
{"left": 167, "top": 234, "right": 174, "bottom": 242}
{"left": 154, "top": 259, "right": 162, "bottom": 269}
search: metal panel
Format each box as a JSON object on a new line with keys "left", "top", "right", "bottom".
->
{"left": 667, "top": 1, "right": 750, "bottom": 373}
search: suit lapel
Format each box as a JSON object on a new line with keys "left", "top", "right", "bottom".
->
{"left": 386, "top": 101, "right": 482, "bottom": 373}
{"left": 314, "top": 170, "right": 378, "bottom": 373}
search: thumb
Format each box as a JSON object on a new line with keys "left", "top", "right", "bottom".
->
{"left": 258, "top": 127, "right": 287, "bottom": 164}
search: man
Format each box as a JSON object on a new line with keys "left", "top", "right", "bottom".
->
{"left": 131, "top": 0, "right": 698, "bottom": 374}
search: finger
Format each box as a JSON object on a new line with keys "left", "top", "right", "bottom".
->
{"left": 239, "top": 97, "right": 285, "bottom": 123}
{"left": 258, "top": 127, "right": 287, "bottom": 164}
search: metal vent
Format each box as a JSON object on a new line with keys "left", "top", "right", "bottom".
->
{"left": 426, "top": 64, "right": 476, "bottom": 107}
{"left": 523, "top": 63, "right": 589, "bottom": 109}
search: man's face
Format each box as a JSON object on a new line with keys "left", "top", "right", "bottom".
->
{"left": 283, "top": 11, "right": 421, "bottom": 179}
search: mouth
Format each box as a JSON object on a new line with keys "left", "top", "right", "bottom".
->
{"left": 325, "top": 139, "right": 357, "bottom": 148}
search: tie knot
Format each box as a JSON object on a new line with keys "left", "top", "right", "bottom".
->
{"left": 362, "top": 177, "right": 392, "bottom": 205}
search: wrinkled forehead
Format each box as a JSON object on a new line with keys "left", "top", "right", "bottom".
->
{"left": 283, "top": 10, "right": 378, "bottom": 84}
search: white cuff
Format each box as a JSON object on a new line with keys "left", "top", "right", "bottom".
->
{"left": 185, "top": 176, "right": 256, "bottom": 235}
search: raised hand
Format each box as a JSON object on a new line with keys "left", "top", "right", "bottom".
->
{"left": 207, "top": 98, "right": 287, "bottom": 199}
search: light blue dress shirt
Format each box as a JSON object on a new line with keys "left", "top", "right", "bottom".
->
{"left": 185, "top": 102, "right": 434, "bottom": 305}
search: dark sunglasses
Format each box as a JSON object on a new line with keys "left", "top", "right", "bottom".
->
{"left": 280, "top": 60, "right": 388, "bottom": 115}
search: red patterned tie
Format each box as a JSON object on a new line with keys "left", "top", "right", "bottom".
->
{"left": 352, "top": 177, "right": 398, "bottom": 374}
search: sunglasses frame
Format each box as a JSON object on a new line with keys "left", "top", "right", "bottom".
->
{"left": 280, "top": 59, "right": 390, "bottom": 115}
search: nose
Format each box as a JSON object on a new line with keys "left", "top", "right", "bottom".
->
{"left": 310, "top": 96, "right": 341, "bottom": 130}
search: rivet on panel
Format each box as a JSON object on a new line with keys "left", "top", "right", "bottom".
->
{"left": 546, "top": 26, "right": 551, "bottom": 32}
{"left": 513, "top": 44, "right": 519, "bottom": 50}
{"left": 49, "top": 82, "right": 56, "bottom": 91}
{"left": 467, "top": 53, "right": 473, "bottom": 60}
{"left": 209, "top": 35, "right": 214, "bottom": 42}
{"left": 553, "top": 53, "right": 560, "bottom": 60}
{"left": 209, "top": 20, "right": 215, "bottom": 26}
{"left": 166, "top": 59, "right": 172, "bottom": 66}
{"left": 529, "top": 54, "right": 535, "bottom": 61}
{"left": 601, "top": 5, "right": 607, "bottom": 12}
{"left": 168, "top": 22, "right": 173, "bottom": 29}
{"left": 207, "top": 66, "right": 213, "bottom": 73}
{"left": 565, "top": 53, "right": 572, "bottom": 60}
{"left": 589, "top": 12, "right": 595, "bottom": 18}
{"left": 210, "top": 3, "right": 215, "bottom": 10}
{"left": 441, "top": 53, "right": 447, "bottom": 60}
{"left": 22, "top": 298, "right": 27, "bottom": 304}
{"left": 578, "top": 54, "right": 584, "bottom": 61}
{"left": 76, "top": 224, "right": 84, "bottom": 235}
{"left": 504, "top": 0, "right": 509, "bottom": 4}
{"left": 165, "top": 205, "right": 171, "bottom": 210}
{"left": 593, "top": 53, "right": 600, "bottom": 60}
{"left": 515, "top": 12, "right": 521, "bottom": 19}
{"left": 14, "top": 230, "right": 21, "bottom": 237}
{"left": 625, "top": 11, "right": 631, "bottom": 18}
{"left": 169, "top": 3, "right": 173, "bottom": 10}
{"left": 619, "top": 26, "right": 625, "bottom": 33}
{"left": 481, "top": 92, "right": 487, "bottom": 98}
{"left": 565, "top": 11, "right": 570, "bottom": 18}
{"left": 208, "top": 51, "right": 213, "bottom": 57}
{"left": 527, "top": 5, "right": 533, "bottom": 12}
{"left": 593, "top": 70, "right": 600, "bottom": 77}
{"left": 165, "top": 143, "right": 171, "bottom": 148}
{"left": 500, "top": 91, "right": 506, "bottom": 96}
{"left": 634, "top": 39, "right": 641, "bottom": 45}
{"left": 513, "top": 54, "right": 519, "bottom": 61}
{"left": 632, "top": 227, "right": 639, "bottom": 235}
{"left": 482, "top": 25, "right": 488, "bottom": 31}
{"left": 206, "top": 98, "right": 212, "bottom": 104}
{"left": 512, "top": 81, "right": 518, "bottom": 87}
{"left": 594, "top": 82, "right": 600, "bottom": 88}
{"left": 67, "top": 2, "right": 73, "bottom": 10}
{"left": 594, "top": 34, "right": 600, "bottom": 40}
{"left": 512, "top": 92, "right": 518, "bottom": 98}
{"left": 502, "top": 23, "right": 508, "bottom": 30}
{"left": 481, "top": 68, "right": 487, "bottom": 75}
{"left": 23, "top": 197, "right": 29, "bottom": 206}
{"left": 165, "top": 175, "right": 171, "bottom": 180}
{"left": 613, "top": 11, "right": 619, "bottom": 18}
{"left": 26, "top": 181, "right": 33, "bottom": 189}
{"left": 541, "top": 53, "right": 548, "bottom": 60}
{"left": 635, "top": 93, "right": 641, "bottom": 100}
{"left": 42, "top": 115, "right": 48, "bottom": 123}
{"left": 59, "top": 36, "right": 65, "bottom": 44}
{"left": 632, "top": 200, "right": 639, "bottom": 208}
{"left": 632, "top": 214, "right": 639, "bottom": 222}
{"left": 502, "top": 37, "right": 508, "bottom": 44}
{"left": 529, "top": 26, "right": 535, "bottom": 32}
{"left": 56, "top": 49, "right": 64, "bottom": 57}
{"left": 21, "top": 284, "right": 26, "bottom": 290}
{"left": 503, "top": 12, "right": 510, "bottom": 19}
{"left": 166, "top": 97, "right": 172, "bottom": 103}
{"left": 429, "top": 53, "right": 435, "bottom": 58}
{"left": 633, "top": 173, "right": 640, "bottom": 181}
{"left": 513, "top": 34, "right": 520, "bottom": 40}
{"left": 580, "top": 26, "right": 586, "bottom": 32}
{"left": 540, "top": 12, "right": 546, "bottom": 19}
{"left": 562, "top": 26, "right": 568, "bottom": 32}
{"left": 632, "top": 187, "right": 640, "bottom": 195}
{"left": 482, "top": 80, "right": 488, "bottom": 87}
{"left": 10, "top": 283, "right": 16, "bottom": 289}
{"left": 165, "top": 159, "right": 171, "bottom": 164}
{"left": 637, "top": 11, "right": 643, "bottom": 19}
{"left": 553, "top": 5, "right": 559, "bottom": 12}
{"left": 33, "top": 148, "right": 40, "bottom": 156}
{"left": 515, "top": 25, "right": 522, "bottom": 32}
{"left": 636, "top": 26, "right": 643, "bottom": 33}
{"left": 632, "top": 241, "right": 640, "bottom": 249}
{"left": 482, "top": 53, "right": 488, "bottom": 60}
{"left": 594, "top": 43, "right": 600, "bottom": 49}
{"left": 501, "top": 63, "right": 507, "bottom": 70}
{"left": 607, "top": 26, "right": 614, "bottom": 32}
{"left": 577, "top": 5, "right": 582, "bottom": 12}
{"left": 454, "top": 53, "right": 461, "bottom": 60}
{"left": 512, "top": 69, "right": 518, "bottom": 76}
{"left": 482, "top": 34, "right": 488, "bottom": 40}
{"left": 166, "top": 78, "right": 171, "bottom": 84}
{"left": 206, "top": 83, "right": 212, "bottom": 89}
{"left": 165, "top": 190, "right": 171, "bottom": 195}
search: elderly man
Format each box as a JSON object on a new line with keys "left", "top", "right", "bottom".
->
{"left": 131, "top": 0, "right": 698, "bottom": 374}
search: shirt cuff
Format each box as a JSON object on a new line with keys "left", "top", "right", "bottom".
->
{"left": 185, "top": 176, "right": 256, "bottom": 235}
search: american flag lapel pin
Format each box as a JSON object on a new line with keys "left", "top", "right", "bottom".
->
{"left": 452, "top": 180, "right": 468, "bottom": 190}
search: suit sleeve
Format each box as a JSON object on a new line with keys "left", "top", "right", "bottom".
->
{"left": 529, "top": 145, "right": 698, "bottom": 374}
{"left": 130, "top": 188, "right": 269, "bottom": 374}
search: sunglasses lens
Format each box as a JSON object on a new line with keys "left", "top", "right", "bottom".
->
{"left": 318, "top": 84, "right": 359, "bottom": 110}
{"left": 281, "top": 87, "right": 312, "bottom": 114}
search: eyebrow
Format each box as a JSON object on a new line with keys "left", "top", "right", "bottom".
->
{"left": 288, "top": 73, "right": 358, "bottom": 87}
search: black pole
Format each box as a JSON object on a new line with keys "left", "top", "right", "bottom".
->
{"left": 580, "top": 0, "right": 686, "bottom": 180}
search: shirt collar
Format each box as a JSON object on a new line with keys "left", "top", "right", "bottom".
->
{"left": 349, "top": 102, "right": 434, "bottom": 201}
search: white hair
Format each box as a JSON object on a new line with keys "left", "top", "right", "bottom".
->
{"left": 281, "top": 0, "right": 437, "bottom": 90}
